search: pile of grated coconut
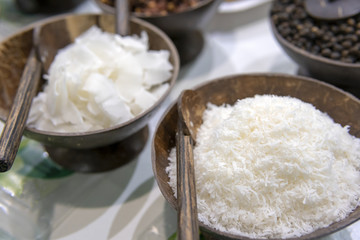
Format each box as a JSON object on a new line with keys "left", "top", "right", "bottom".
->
{"left": 28, "top": 26, "right": 173, "bottom": 133}
{"left": 166, "top": 94, "right": 360, "bottom": 239}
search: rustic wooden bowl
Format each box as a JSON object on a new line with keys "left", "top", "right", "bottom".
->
{"left": 152, "top": 73, "right": 360, "bottom": 239}
{"left": 0, "top": 13, "right": 179, "bottom": 172}
{"left": 269, "top": 6, "right": 360, "bottom": 88}
{"left": 95, "top": 0, "right": 222, "bottom": 64}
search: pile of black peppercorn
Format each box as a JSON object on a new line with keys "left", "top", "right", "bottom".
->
{"left": 271, "top": 0, "right": 360, "bottom": 64}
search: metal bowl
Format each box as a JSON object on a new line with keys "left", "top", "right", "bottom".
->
{"left": 95, "top": 0, "right": 222, "bottom": 64}
{"left": 270, "top": 1, "right": 360, "bottom": 89}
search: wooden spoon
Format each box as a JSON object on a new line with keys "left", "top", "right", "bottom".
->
{"left": 305, "top": 0, "right": 360, "bottom": 21}
{"left": 176, "top": 90, "right": 206, "bottom": 240}
{"left": 0, "top": 26, "right": 42, "bottom": 172}
{"left": 36, "top": 3, "right": 131, "bottom": 74}
{"left": 115, "top": 0, "right": 130, "bottom": 36}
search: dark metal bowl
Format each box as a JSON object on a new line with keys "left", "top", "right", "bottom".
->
{"left": 96, "top": 0, "right": 221, "bottom": 37}
{"left": 95, "top": 0, "right": 222, "bottom": 64}
{"left": 270, "top": 5, "right": 360, "bottom": 88}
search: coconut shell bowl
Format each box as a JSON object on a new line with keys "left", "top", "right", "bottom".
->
{"left": 270, "top": 0, "right": 360, "bottom": 94}
{"left": 95, "top": 0, "right": 222, "bottom": 65}
{"left": 152, "top": 73, "right": 360, "bottom": 239}
{"left": 0, "top": 13, "right": 179, "bottom": 172}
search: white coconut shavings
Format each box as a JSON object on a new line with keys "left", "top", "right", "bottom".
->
{"left": 28, "top": 26, "right": 172, "bottom": 133}
{"left": 166, "top": 94, "right": 360, "bottom": 239}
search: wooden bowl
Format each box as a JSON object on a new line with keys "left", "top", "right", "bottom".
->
{"left": 152, "top": 73, "right": 360, "bottom": 239}
{"left": 269, "top": 5, "right": 360, "bottom": 88}
{"left": 0, "top": 13, "right": 179, "bottom": 171}
{"left": 95, "top": 0, "right": 222, "bottom": 64}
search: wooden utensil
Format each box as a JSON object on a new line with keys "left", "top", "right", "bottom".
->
{"left": 304, "top": 0, "right": 360, "bottom": 21}
{"left": 176, "top": 90, "right": 206, "bottom": 240}
{"left": 115, "top": 0, "right": 129, "bottom": 36}
{"left": 0, "top": 27, "right": 42, "bottom": 172}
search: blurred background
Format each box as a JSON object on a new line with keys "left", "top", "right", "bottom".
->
{"left": 0, "top": 0, "right": 100, "bottom": 41}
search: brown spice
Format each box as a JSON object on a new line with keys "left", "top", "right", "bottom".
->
{"left": 101, "top": 0, "right": 204, "bottom": 16}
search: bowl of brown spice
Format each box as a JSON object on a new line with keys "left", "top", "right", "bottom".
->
{"left": 270, "top": 0, "right": 360, "bottom": 93}
{"left": 152, "top": 73, "right": 360, "bottom": 239}
{"left": 95, "top": 0, "right": 222, "bottom": 64}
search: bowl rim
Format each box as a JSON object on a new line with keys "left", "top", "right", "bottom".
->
{"left": 0, "top": 12, "right": 180, "bottom": 137}
{"left": 269, "top": 2, "right": 360, "bottom": 69}
{"left": 94, "top": 0, "right": 216, "bottom": 18}
{"left": 151, "top": 72, "right": 360, "bottom": 240}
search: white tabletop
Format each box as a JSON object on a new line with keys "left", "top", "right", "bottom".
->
{"left": 0, "top": 1, "right": 360, "bottom": 239}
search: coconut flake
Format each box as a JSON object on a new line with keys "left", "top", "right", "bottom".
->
{"left": 167, "top": 95, "right": 360, "bottom": 239}
{"left": 28, "top": 26, "right": 172, "bottom": 132}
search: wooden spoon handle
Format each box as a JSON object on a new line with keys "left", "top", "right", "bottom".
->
{"left": 0, "top": 48, "right": 41, "bottom": 172}
{"left": 115, "top": 0, "right": 130, "bottom": 36}
{"left": 176, "top": 120, "right": 199, "bottom": 240}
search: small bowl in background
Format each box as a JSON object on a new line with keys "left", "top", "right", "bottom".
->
{"left": 152, "top": 73, "right": 360, "bottom": 239}
{"left": 15, "top": 0, "right": 85, "bottom": 14}
{"left": 269, "top": 0, "right": 360, "bottom": 93}
{"left": 0, "top": 13, "right": 179, "bottom": 172}
{"left": 95, "top": 0, "right": 222, "bottom": 65}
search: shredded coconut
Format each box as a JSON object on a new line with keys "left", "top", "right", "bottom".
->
{"left": 28, "top": 26, "right": 173, "bottom": 133}
{"left": 166, "top": 94, "right": 360, "bottom": 239}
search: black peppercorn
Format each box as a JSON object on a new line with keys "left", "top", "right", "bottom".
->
{"left": 321, "top": 48, "right": 332, "bottom": 57}
{"left": 333, "top": 43, "right": 343, "bottom": 52}
{"left": 342, "top": 40, "right": 352, "bottom": 49}
{"left": 342, "top": 49, "right": 350, "bottom": 57}
{"left": 330, "top": 51, "right": 341, "bottom": 60}
{"left": 347, "top": 18, "right": 356, "bottom": 26}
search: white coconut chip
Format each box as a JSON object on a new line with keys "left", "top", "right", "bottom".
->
{"left": 28, "top": 26, "right": 173, "bottom": 132}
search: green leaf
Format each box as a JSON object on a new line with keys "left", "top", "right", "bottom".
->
{"left": 168, "top": 231, "right": 177, "bottom": 240}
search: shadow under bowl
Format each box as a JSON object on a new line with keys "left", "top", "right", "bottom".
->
{"left": 269, "top": 12, "right": 360, "bottom": 88}
{"left": 0, "top": 13, "right": 179, "bottom": 172}
{"left": 152, "top": 73, "right": 360, "bottom": 239}
{"left": 95, "top": 0, "right": 222, "bottom": 65}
